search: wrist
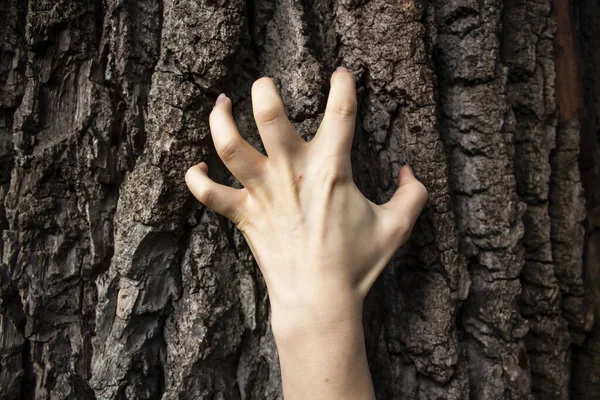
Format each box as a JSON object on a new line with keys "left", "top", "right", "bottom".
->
{"left": 269, "top": 293, "right": 374, "bottom": 400}
{"left": 269, "top": 283, "right": 364, "bottom": 344}
{"left": 269, "top": 281, "right": 363, "bottom": 332}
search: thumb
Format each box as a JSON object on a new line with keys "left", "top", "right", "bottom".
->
{"left": 185, "top": 162, "right": 247, "bottom": 224}
{"left": 379, "top": 165, "right": 428, "bottom": 245}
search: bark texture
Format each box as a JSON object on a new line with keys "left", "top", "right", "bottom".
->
{"left": 0, "top": 0, "right": 599, "bottom": 399}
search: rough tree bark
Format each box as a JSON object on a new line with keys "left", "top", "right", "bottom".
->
{"left": 0, "top": 0, "right": 599, "bottom": 399}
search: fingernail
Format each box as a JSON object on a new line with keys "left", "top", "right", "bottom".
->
{"left": 336, "top": 66, "right": 349, "bottom": 72}
{"left": 215, "top": 93, "right": 226, "bottom": 106}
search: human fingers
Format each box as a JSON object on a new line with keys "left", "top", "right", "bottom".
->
{"left": 251, "top": 77, "right": 305, "bottom": 159}
{"left": 185, "top": 162, "right": 248, "bottom": 225}
{"left": 314, "top": 67, "right": 357, "bottom": 156}
{"left": 377, "top": 165, "right": 429, "bottom": 248}
{"left": 210, "top": 94, "right": 267, "bottom": 186}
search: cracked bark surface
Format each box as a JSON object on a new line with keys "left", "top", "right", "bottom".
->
{"left": 0, "top": 0, "right": 598, "bottom": 399}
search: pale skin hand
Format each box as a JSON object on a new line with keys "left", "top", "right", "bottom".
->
{"left": 185, "top": 67, "right": 428, "bottom": 399}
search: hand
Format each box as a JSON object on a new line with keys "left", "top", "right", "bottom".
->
{"left": 185, "top": 68, "right": 427, "bottom": 311}
{"left": 185, "top": 67, "right": 428, "bottom": 399}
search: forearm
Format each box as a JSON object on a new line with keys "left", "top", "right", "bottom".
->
{"left": 270, "top": 294, "right": 375, "bottom": 400}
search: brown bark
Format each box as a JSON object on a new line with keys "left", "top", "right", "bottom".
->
{"left": 0, "top": 0, "right": 598, "bottom": 399}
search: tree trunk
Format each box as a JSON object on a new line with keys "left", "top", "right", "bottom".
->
{"left": 1, "top": 0, "right": 599, "bottom": 399}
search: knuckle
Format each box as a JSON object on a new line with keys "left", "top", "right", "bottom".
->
{"left": 318, "top": 157, "right": 349, "bottom": 187}
{"left": 330, "top": 101, "right": 357, "bottom": 120}
{"left": 217, "top": 139, "right": 240, "bottom": 161}
{"left": 319, "top": 170, "right": 341, "bottom": 188}
{"left": 254, "top": 103, "right": 282, "bottom": 125}
{"left": 197, "top": 186, "right": 214, "bottom": 208}
{"left": 233, "top": 211, "right": 253, "bottom": 234}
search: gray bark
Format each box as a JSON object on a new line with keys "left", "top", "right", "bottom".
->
{"left": 0, "top": 0, "right": 598, "bottom": 399}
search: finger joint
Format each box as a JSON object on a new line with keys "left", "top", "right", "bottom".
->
{"left": 330, "top": 102, "right": 357, "bottom": 121}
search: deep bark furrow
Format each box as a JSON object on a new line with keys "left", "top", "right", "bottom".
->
{"left": 503, "top": 1, "right": 572, "bottom": 397}
{"left": 434, "top": 0, "right": 531, "bottom": 398}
